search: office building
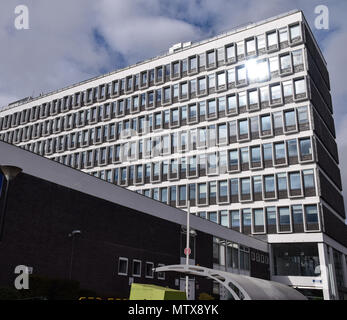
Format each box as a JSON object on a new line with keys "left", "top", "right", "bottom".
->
{"left": 0, "top": 10, "right": 346, "bottom": 299}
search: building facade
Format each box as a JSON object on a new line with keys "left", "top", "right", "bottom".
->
{"left": 0, "top": 10, "right": 346, "bottom": 299}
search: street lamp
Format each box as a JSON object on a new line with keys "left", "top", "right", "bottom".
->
{"left": 0, "top": 165, "right": 22, "bottom": 242}
{"left": 68, "top": 230, "right": 81, "bottom": 280}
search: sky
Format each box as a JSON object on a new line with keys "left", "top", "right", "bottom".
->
{"left": 1, "top": 0, "right": 347, "bottom": 210}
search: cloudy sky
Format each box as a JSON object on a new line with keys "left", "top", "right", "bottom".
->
{"left": 1, "top": 0, "right": 347, "bottom": 210}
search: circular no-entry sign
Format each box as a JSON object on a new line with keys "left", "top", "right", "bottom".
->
{"left": 184, "top": 248, "right": 191, "bottom": 256}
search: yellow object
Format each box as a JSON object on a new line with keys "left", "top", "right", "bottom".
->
{"left": 129, "top": 283, "right": 186, "bottom": 300}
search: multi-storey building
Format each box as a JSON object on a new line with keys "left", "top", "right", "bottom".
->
{"left": 0, "top": 10, "right": 346, "bottom": 299}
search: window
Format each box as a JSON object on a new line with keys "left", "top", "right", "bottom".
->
{"left": 218, "top": 180, "right": 228, "bottom": 198}
{"left": 294, "top": 79, "right": 306, "bottom": 95}
{"left": 279, "top": 27, "right": 288, "bottom": 42}
{"left": 267, "top": 31, "right": 277, "bottom": 47}
{"left": 207, "top": 99, "right": 216, "bottom": 116}
{"left": 270, "top": 84, "right": 281, "bottom": 101}
{"left": 253, "top": 176, "right": 262, "bottom": 194}
{"left": 189, "top": 56, "right": 197, "bottom": 71}
{"left": 236, "top": 65, "right": 246, "bottom": 83}
{"left": 283, "top": 81, "right": 293, "bottom": 97}
{"left": 170, "top": 186, "right": 176, "bottom": 203}
{"left": 292, "top": 205, "right": 303, "bottom": 224}
{"left": 263, "top": 143, "right": 272, "bottom": 162}
{"left": 242, "top": 209, "right": 252, "bottom": 227}
{"left": 220, "top": 210, "right": 229, "bottom": 227}
{"left": 287, "top": 139, "right": 298, "bottom": 158}
{"left": 275, "top": 142, "right": 285, "bottom": 160}
{"left": 261, "top": 115, "right": 271, "bottom": 133}
{"left": 277, "top": 173, "right": 287, "bottom": 192}
{"left": 217, "top": 72, "right": 226, "bottom": 87}
{"left": 303, "top": 169, "right": 315, "bottom": 189}
{"left": 145, "top": 262, "right": 154, "bottom": 278}
{"left": 118, "top": 257, "right": 128, "bottom": 276}
{"left": 198, "top": 183, "right": 207, "bottom": 203}
{"left": 157, "top": 264, "right": 165, "bottom": 280}
{"left": 278, "top": 207, "right": 291, "bottom": 228}
{"left": 241, "top": 178, "right": 251, "bottom": 195}
{"left": 231, "top": 210, "right": 240, "bottom": 228}
{"left": 289, "top": 172, "right": 301, "bottom": 191}
{"left": 264, "top": 175, "right": 275, "bottom": 193}
{"left": 208, "top": 211, "right": 217, "bottom": 223}
{"left": 160, "top": 188, "right": 168, "bottom": 203}
{"left": 289, "top": 24, "right": 301, "bottom": 41}
{"left": 280, "top": 54, "right": 291, "bottom": 71}
{"left": 292, "top": 50, "right": 303, "bottom": 66}
{"left": 305, "top": 205, "right": 319, "bottom": 225}
{"left": 251, "top": 146, "right": 261, "bottom": 163}
{"left": 266, "top": 207, "right": 276, "bottom": 226}
{"left": 284, "top": 110, "right": 296, "bottom": 128}
{"left": 246, "top": 38, "right": 255, "bottom": 54}
{"left": 299, "top": 138, "right": 312, "bottom": 157}
{"left": 254, "top": 209, "right": 265, "bottom": 228}
{"left": 238, "top": 119, "right": 248, "bottom": 136}
{"left": 248, "top": 90, "right": 258, "bottom": 105}
{"left": 297, "top": 106, "right": 308, "bottom": 124}
{"left": 132, "top": 260, "right": 141, "bottom": 277}
{"left": 207, "top": 51, "right": 215, "bottom": 66}
{"left": 269, "top": 57, "right": 279, "bottom": 73}
{"left": 226, "top": 44, "right": 235, "bottom": 60}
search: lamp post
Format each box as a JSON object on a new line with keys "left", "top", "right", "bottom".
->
{"left": 185, "top": 200, "right": 190, "bottom": 300}
{"left": 0, "top": 165, "right": 22, "bottom": 242}
{"left": 68, "top": 230, "right": 81, "bottom": 281}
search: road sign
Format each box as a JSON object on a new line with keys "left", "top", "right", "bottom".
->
{"left": 184, "top": 248, "right": 191, "bottom": 256}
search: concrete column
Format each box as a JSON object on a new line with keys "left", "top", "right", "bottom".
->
{"left": 328, "top": 246, "right": 338, "bottom": 300}
{"left": 341, "top": 253, "right": 347, "bottom": 288}
{"left": 318, "top": 242, "right": 332, "bottom": 300}
{"left": 268, "top": 244, "right": 275, "bottom": 278}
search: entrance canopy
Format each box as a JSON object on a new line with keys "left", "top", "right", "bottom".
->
{"left": 155, "top": 264, "right": 307, "bottom": 300}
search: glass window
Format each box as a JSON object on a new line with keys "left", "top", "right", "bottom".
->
{"left": 242, "top": 209, "right": 252, "bottom": 226}
{"left": 283, "top": 81, "right": 293, "bottom": 97}
{"left": 284, "top": 110, "right": 296, "bottom": 127}
{"left": 241, "top": 147, "right": 249, "bottom": 165}
{"left": 253, "top": 176, "right": 262, "bottom": 193}
{"left": 303, "top": 169, "right": 315, "bottom": 189}
{"left": 264, "top": 175, "right": 275, "bottom": 193}
{"left": 266, "top": 207, "right": 276, "bottom": 225}
{"left": 198, "top": 183, "right": 207, "bottom": 200}
{"left": 226, "top": 44, "right": 235, "bottom": 59}
{"left": 269, "top": 57, "right": 279, "bottom": 72}
{"left": 257, "top": 34, "right": 265, "bottom": 49}
{"left": 208, "top": 211, "right": 217, "bottom": 223}
{"left": 287, "top": 139, "right": 298, "bottom": 157}
{"left": 179, "top": 185, "right": 186, "bottom": 201}
{"left": 229, "top": 150, "right": 238, "bottom": 166}
{"left": 207, "top": 51, "right": 215, "bottom": 66}
{"left": 289, "top": 172, "right": 301, "bottom": 190}
{"left": 217, "top": 72, "right": 226, "bottom": 86}
{"left": 292, "top": 205, "right": 303, "bottom": 224}
{"left": 231, "top": 210, "right": 240, "bottom": 227}
{"left": 290, "top": 24, "right": 301, "bottom": 41}
{"left": 263, "top": 143, "right": 272, "bottom": 161}
{"left": 279, "top": 207, "right": 290, "bottom": 226}
{"left": 220, "top": 210, "right": 229, "bottom": 227}
{"left": 271, "top": 84, "right": 281, "bottom": 100}
{"left": 277, "top": 173, "right": 287, "bottom": 191}
{"left": 280, "top": 54, "right": 291, "bottom": 70}
{"left": 227, "top": 69, "right": 235, "bottom": 83}
{"left": 294, "top": 79, "right": 306, "bottom": 95}
{"left": 305, "top": 205, "right": 318, "bottom": 224}
{"left": 292, "top": 49, "right": 303, "bottom": 66}
{"left": 248, "top": 90, "right": 258, "bottom": 105}
{"left": 267, "top": 31, "right": 277, "bottom": 47}
{"left": 275, "top": 143, "right": 285, "bottom": 160}
{"left": 254, "top": 209, "right": 264, "bottom": 227}
{"left": 297, "top": 106, "right": 308, "bottom": 124}
{"left": 207, "top": 99, "right": 216, "bottom": 115}
{"left": 251, "top": 146, "right": 261, "bottom": 162}
{"left": 246, "top": 38, "right": 255, "bottom": 53}
{"left": 241, "top": 178, "right": 251, "bottom": 195}
{"left": 218, "top": 97, "right": 226, "bottom": 112}
{"left": 300, "top": 138, "right": 312, "bottom": 156}
{"left": 170, "top": 186, "right": 176, "bottom": 202}
{"left": 189, "top": 56, "right": 197, "bottom": 70}
{"left": 279, "top": 27, "right": 288, "bottom": 42}
{"left": 237, "top": 66, "right": 246, "bottom": 81}
{"left": 218, "top": 180, "right": 228, "bottom": 198}
{"left": 261, "top": 115, "right": 271, "bottom": 132}
{"left": 230, "top": 178, "right": 238, "bottom": 196}
{"left": 238, "top": 119, "right": 248, "bottom": 136}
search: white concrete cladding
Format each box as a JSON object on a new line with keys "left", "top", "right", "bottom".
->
{"left": 0, "top": 140, "right": 268, "bottom": 252}
{"left": 0, "top": 10, "right": 305, "bottom": 114}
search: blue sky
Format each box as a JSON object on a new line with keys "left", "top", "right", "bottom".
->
{"left": 1, "top": 0, "right": 347, "bottom": 210}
